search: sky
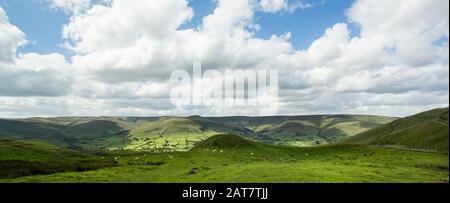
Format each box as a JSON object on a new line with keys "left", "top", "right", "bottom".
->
{"left": 0, "top": 0, "right": 448, "bottom": 118}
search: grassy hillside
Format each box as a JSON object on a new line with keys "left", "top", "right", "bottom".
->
{"left": 0, "top": 109, "right": 446, "bottom": 183}
{"left": 209, "top": 115, "right": 395, "bottom": 146}
{"left": 0, "top": 139, "right": 116, "bottom": 179}
{"left": 346, "top": 108, "right": 449, "bottom": 152}
{"left": 1, "top": 134, "right": 447, "bottom": 183}
{"left": 0, "top": 117, "right": 132, "bottom": 150}
{"left": 192, "top": 134, "right": 261, "bottom": 149}
{"left": 0, "top": 115, "right": 395, "bottom": 151}
{"left": 125, "top": 117, "right": 221, "bottom": 152}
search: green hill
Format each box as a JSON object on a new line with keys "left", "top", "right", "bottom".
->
{"left": 125, "top": 117, "right": 220, "bottom": 151}
{"left": 0, "top": 117, "right": 132, "bottom": 150}
{"left": 192, "top": 134, "right": 260, "bottom": 150}
{"left": 0, "top": 109, "right": 447, "bottom": 183}
{"left": 346, "top": 108, "right": 449, "bottom": 152}
{"left": 0, "top": 114, "right": 395, "bottom": 151}
{"left": 0, "top": 139, "right": 116, "bottom": 179}
{"left": 2, "top": 134, "right": 447, "bottom": 183}
{"left": 209, "top": 115, "right": 395, "bottom": 146}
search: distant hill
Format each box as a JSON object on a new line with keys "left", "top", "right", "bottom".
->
{"left": 0, "top": 114, "right": 395, "bottom": 151}
{"left": 346, "top": 108, "right": 449, "bottom": 152}
{"left": 0, "top": 117, "right": 134, "bottom": 150}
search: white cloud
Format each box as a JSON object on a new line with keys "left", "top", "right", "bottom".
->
{"left": 63, "top": 0, "right": 193, "bottom": 53}
{"left": 304, "top": 23, "right": 350, "bottom": 65}
{"left": 259, "top": 0, "right": 287, "bottom": 13}
{"left": 0, "top": 0, "right": 449, "bottom": 117}
{"left": 46, "top": 0, "right": 93, "bottom": 13}
{"left": 67, "top": 0, "right": 294, "bottom": 84}
{"left": 280, "top": 0, "right": 449, "bottom": 116}
{"left": 259, "top": 0, "right": 312, "bottom": 13}
{"left": 0, "top": 53, "right": 72, "bottom": 97}
{"left": 0, "top": 7, "right": 72, "bottom": 97}
{"left": 346, "top": 0, "right": 449, "bottom": 67}
{"left": 0, "top": 7, "right": 26, "bottom": 63}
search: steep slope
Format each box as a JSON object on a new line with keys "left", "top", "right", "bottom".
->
{"left": 125, "top": 117, "right": 221, "bottom": 151}
{"left": 346, "top": 108, "right": 449, "bottom": 152}
{"left": 0, "top": 119, "right": 69, "bottom": 147}
{"left": 60, "top": 119, "right": 131, "bottom": 150}
{"left": 208, "top": 115, "right": 396, "bottom": 146}
{"left": 0, "top": 114, "right": 395, "bottom": 151}
{"left": 0, "top": 139, "right": 116, "bottom": 179}
{"left": 0, "top": 117, "right": 134, "bottom": 150}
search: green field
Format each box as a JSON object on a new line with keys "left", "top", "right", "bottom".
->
{"left": 0, "top": 114, "right": 395, "bottom": 151}
{"left": 0, "top": 135, "right": 448, "bottom": 183}
{"left": 0, "top": 108, "right": 448, "bottom": 183}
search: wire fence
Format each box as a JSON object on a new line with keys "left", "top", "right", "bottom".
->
{"left": 370, "top": 145, "right": 449, "bottom": 154}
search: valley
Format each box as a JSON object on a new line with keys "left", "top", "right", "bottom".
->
{"left": 0, "top": 108, "right": 448, "bottom": 183}
{"left": 0, "top": 114, "right": 395, "bottom": 151}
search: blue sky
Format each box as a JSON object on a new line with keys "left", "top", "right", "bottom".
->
{"left": 254, "top": 0, "right": 357, "bottom": 49}
{"left": 0, "top": 0, "right": 70, "bottom": 55}
{"left": 0, "top": 0, "right": 356, "bottom": 56}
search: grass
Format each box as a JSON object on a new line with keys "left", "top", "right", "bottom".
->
{"left": 1, "top": 135, "right": 447, "bottom": 183}
{"left": 0, "top": 108, "right": 447, "bottom": 183}
{"left": 347, "top": 108, "right": 449, "bottom": 152}
{"left": 0, "top": 139, "right": 117, "bottom": 179}
{"left": 0, "top": 114, "right": 396, "bottom": 152}
{"left": 125, "top": 117, "right": 222, "bottom": 151}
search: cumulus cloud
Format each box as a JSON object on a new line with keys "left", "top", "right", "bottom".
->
{"left": 0, "top": 7, "right": 26, "bottom": 63}
{"left": 63, "top": 0, "right": 193, "bottom": 53}
{"left": 0, "top": 0, "right": 448, "bottom": 117}
{"left": 0, "top": 7, "right": 72, "bottom": 97}
{"left": 46, "top": 0, "right": 93, "bottom": 13}
{"left": 259, "top": 0, "right": 312, "bottom": 13}
{"left": 0, "top": 53, "right": 72, "bottom": 97}
{"left": 279, "top": 0, "right": 449, "bottom": 116}
{"left": 66, "top": 0, "right": 294, "bottom": 84}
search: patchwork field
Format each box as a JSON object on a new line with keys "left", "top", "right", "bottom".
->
{"left": 0, "top": 135, "right": 447, "bottom": 183}
{"left": 0, "top": 114, "right": 396, "bottom": 152}
{"left": 0, "top": 108, "right": 448, "bottom": 183}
